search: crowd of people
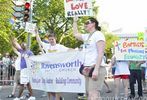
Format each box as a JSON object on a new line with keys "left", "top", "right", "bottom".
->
{"left": 0, "top": 16, "right": 146, "bottom": 100}
{"left": 111, "top": 55, "right": 146, "bottom": 100}
{"left": 0, "top": 53, "right": 16, "bottom": 85}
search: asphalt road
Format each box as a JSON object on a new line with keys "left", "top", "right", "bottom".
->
{"left": 1, "top": 79, "right": 147, "bottom": 100}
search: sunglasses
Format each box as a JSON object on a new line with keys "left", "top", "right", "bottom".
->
{"left": 85, "top": 21, "right": 93, "bottom": 25}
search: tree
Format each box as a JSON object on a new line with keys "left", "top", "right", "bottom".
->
{"left": 105, "top": 33, "right": 118, "bottom": 58}
{"left": 33, "top": 0, "right": 71, "bottom": 38}
{"left": 33, "top": 0, "right": 98, "bottom": 49}
{"left": 0, "top": 0, "right": 13, "bottom": 54}
{"left": 101, "top": 24, "right": 119, "bottom": 58}
{"left": 33, "top": 0, "right": 119, "bottom": 56}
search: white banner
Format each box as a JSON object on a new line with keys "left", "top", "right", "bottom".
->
{"left": 64, "top": 0, "right": 93, "bottom": 17}
{"left": 28, "top": 51, "right": 85, "bottom": 93}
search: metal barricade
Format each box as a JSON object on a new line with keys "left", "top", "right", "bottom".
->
{"left": 0, "top": 63, "right": 15, "bottom": 86}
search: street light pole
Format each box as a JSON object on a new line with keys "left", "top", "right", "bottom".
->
{"left": 27, "top": 0, "right": 34, "bottom": 50}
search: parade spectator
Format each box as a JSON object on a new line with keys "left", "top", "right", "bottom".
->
{"left": 2, "top": 52, "right": 11, "bottom": 85}
{"left": 0, "top": 60, "right": 3, "bottom": 82}
{"left": 111, "top": 56, "right": 130, "bottom": 100}
{"left": 105, "top": 59, "right": 112, "bottom": 79}
{"left": 104, "top": 80, "right": 111, "bottom": 93}
{"left": 73, "top": 17, "right": 106, "bottom": 100}
{"left": 111, "top": 54, "right": 116, "bottom": 78}
{"left": 7, "top": 46, "right": 21, "bottom": 98}
{"left": 8, "top": 55, "right": 16, "bottom": 85}
{"left": 36, "top": 30, "right": 69, "bottom": 100}
{"left": 103, "top": 53, "right": 112, "bottom": 93}
{"left": 128, "top": 61, "right": 145, "bottom": 99}
{"left": 141, "top": 61, "right": 147, "bottom": 92}
{"left": 11, "top": 38, "right": 35, "bottom": 100}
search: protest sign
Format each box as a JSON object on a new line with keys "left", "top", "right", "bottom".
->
{"left": 64, "top": 0, "right": 93, "bottom": 17}
{"left": 114, "top": 33, "right": 146, "bottom": 61}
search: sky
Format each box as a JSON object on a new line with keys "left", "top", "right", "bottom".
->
{"left": 95, "top": 0, "right": 147, "bottom": 33}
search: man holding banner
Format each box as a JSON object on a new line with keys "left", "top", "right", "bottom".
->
{"left": 36, "top": 31, "right": 69, "bottom": 100}
{"left": 11, "top": 37, "right": 35, "bottom": 100}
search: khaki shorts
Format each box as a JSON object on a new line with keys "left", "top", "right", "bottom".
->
{"left": 14, "top": 70, "right": 20, "bottom": 84}
{"left": 85, "top": 66, "right": 106, "bottom": 92}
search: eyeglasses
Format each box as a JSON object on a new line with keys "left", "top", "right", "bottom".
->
{"left": 85, "top": 21, "right": 93, "bottom": 25}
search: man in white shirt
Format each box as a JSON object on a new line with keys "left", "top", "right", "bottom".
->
{"left": 36, "top": 31, "right": 69, "bottom": 100}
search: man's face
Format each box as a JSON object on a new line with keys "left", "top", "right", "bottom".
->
{"left": 84, "top": 20, "right": 95, "bottom": 32}
{"left": 5, "top": 53, "right": 9, "bottom": 57}
{"left": 21, "top": 43, "right": 27, "bottom": 50}
{"left": 48, "top": 37, "right": 56, "bottom": 46}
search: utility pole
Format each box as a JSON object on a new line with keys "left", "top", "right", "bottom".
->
{"left": 26, "top": 0, "right": 34, "bottom": 50}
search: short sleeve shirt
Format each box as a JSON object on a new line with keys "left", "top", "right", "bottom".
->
{"left": 18, "top": 49, "right": 33, "bottom": 69}
{"left": 2, "top": 57, "right": 10, "bottom": 67}
{"left": 82, "top": 31, "right": 105, "bottom": 66}
{"left": 42, "top": 42, "right": 68, "bottom": 53}
{"left": 114, "top": 61, "right": 130, "bottom": 75}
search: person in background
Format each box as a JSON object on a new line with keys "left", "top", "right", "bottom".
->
{"left": 36, "top": 30, "right": 69, "bottom": 100}
{"left": 111, "top": 54, "right": 116, "bottom": 78}
{"left": 7, "top": 46, "right": 21, "bottom": 98}
{"left": 8, "top": 55, "right": 16, "bottom": 85}
{"left": 104, "top": 80, "right": 111, "bottom": 93}
{"left": 73, "top": 16, "right": 106, "bottom": 100}
{"left": 2, "top": 52, "right": 11, "bottom": 85}
{"left": 141, "top": 61, "right": 147, "bottom": 92}
{"left": 103, "top": 53, "right": 112, "bottom": 93}
{"left": 0, "top": 60, "right": 3, "bottom": 82}
{"left": 128, "top": 61, "right": 145, "bottom": 99}
{"left": 111, "top": 56, "right": 130, "bottom": 100}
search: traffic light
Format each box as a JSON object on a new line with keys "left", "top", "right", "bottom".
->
{"left": 12, "top": 1, "right": 24, "bottom": 20}
{"left": 24, "top": 2, "right": 31, "bottom": 22}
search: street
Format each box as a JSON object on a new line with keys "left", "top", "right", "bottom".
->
{"left": 0, "top": 79, "right": 113, "bottom": 100}
{"left": 1, "top": 79, "right": 147, "bottom": 100}
{"left": 0, "top": 79, "right": 126, "bottom": 100}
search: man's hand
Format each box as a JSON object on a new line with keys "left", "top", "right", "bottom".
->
{"left": 11, "top": 37, "right": 17, "bottom": 43}
{"left": 92, "top": 68, "right": 98, "bottom": 81}
{"left": 73, "top": 16, "right": 78, "bottom": 22}
{"left": 35, "top": 28, "right": 39, "bottom": 34}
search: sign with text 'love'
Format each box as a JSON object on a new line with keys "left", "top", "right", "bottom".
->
{"left": 64, "top": 0, "right": 93, "bottom": 17}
